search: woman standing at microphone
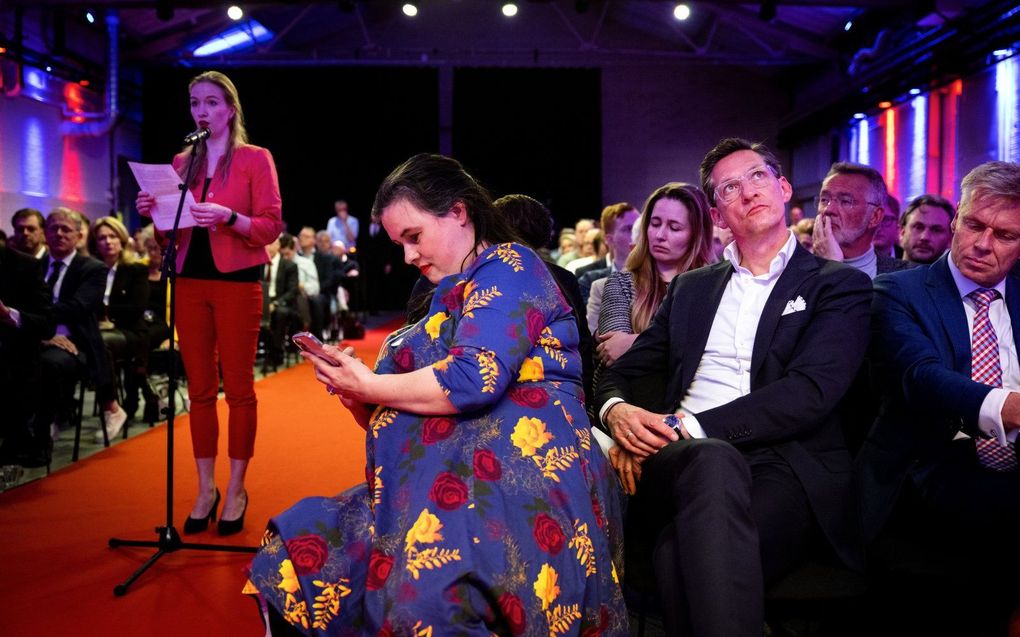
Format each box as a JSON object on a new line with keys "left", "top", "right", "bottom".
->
{"left": 136, "top": 70, "right": 283, "bottom": 536}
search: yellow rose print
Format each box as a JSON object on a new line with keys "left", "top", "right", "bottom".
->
{"left": 424, "top": 312, "right": 449, "bottom": 340}
{"left": 517, "top": 356, "right": 545, "bottom": 382}
{"left": 278, "top": 559, "right": 301, "bottom": 594}
{"left": 533, "top": 563, "right": 561, "bottom": 611}
{"left": 511, "top": 416, "right": 554, "bottom": 457}
{"left": 404, "top": 508, "right": 444, "bottom": 551}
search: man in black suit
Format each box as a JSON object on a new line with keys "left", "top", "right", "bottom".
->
{"left": 263, "top": 235, "right": 300, "bottom": 369}
{"left": 595, "top": 138, "right": 872, "bottom": 636}
{"left": 0, "top": 245, "right": 54, "bottom": 465}
{"left": 859, "top": 161, "right": 1020, "bottom": 633}
{"left": 34, "top": 209, "right": 121, "bottom": 460}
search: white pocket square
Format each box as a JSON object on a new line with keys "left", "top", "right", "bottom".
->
{"left": 781, "top": 295, "right": 807, "bottom": 316}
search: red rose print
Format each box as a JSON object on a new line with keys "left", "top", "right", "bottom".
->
{"left": 441, "top": 284, "right": 464, "bottom": 311}
{"left": 581, "top": 627, "right": 601, "bottom": 637}
{"left": 591, "top": 496, "right": 605, "bottom": 529}
{"left": 285, "top": 534, "right": 329, "bottom": 575}
{"left": 473, "top": 449, "right": 502, "bottom": 481}
{"left": 366, "top": 550, "right": 394, "bottom": 591}
{"left": 497, "top": 592, "right": 527, "bottom": 635}
{"left": 532, "top": 513, "right": 565, "bottom": 555}
{"left": 525, "top": 307, "right": 546, "bottom": 343}
{"left": 421, "top": 417, "right": 456, "bottom": 444}
{"left": 509, "top": 385, "right": 549, "bottom": 408}
{"left": 392, "top": 346, "right": 414, "bottom": 372}
{"left": 378, "top": 622, "right": 394, "bottom": 637}
{"left": 429, "top": 471, "right": 469, "bottom": 510}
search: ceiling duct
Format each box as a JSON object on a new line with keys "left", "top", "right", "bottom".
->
{"left": 60, "top": 10, "right": 118, "bottom": 137}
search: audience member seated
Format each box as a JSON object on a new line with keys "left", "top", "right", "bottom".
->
{"left": 710, "top": 223, "right": 734, "bottom": 262}
{"left": 246, "top": 153, "right": 627, "bottom": 634}
{"left": 899, "top": 193, "right": 955, "bottom": 264}
{"left": 791, "top": 217, "right": 814, "bottom": 252}
{"left": 495, "top": 193, "right": 596, "bottom": 407}
{"left": 555, "top": 227, "right": 580, "bottom": 266}
{"left": 91, "top": 216, "right": 151, "bottom": 425}
{"left": 329, "top": 238, "right": 360, "bottom": 315}
{"left": 874, "top": 194, "right": 903, "bottom": 258}
{"left": 297, "top": 227, "right": 330, "bottom": 339}
{"left": 577, "top": 202, "right": 639, "bottom": 306}
{"left": 73, "top": 210, "right": 92, "bottom": 258}
{"left": 593, "top": 182, "right": 714, "bottom": 393}
{"left": 10, "top": 208, "right": 48, "bottom": 259}
{"left": 0, "top": 245, "right": 54, "bottom": 466}
{"left": 38, "top": 208, "right": 128, "bottom": 450}
{"left": 858, "top": 161, "right": 1020, "bottom": 635}
{"left": 812, "top": 162, "right": 914, "bottom": 278}
{"left": 565, "top": 227, "right": 604, "bottom": 273}
{"left": 278, "top": 232, "right": 318, "bottom": 331}
{"left": 595, "top": 138, "right": 872, "bottom": 636}
{"left": 262, "top": 235, "right": 300, "bottom": 370}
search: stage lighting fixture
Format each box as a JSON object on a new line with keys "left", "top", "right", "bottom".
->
{"left": 86, "top": 11, "right": 95, "bottom": 24}
{"left": 908, "top": 88, "right": 921, "bottom": 96}
{"left": 673, "top": 4, "right": 690, "bottom": 21}
{"left": 759, "top": 0, "right": 776, "bottom": 22}
{"left": 878, "top": 100, "right": 892, "bottom": 109}
{"left": 844, "top": 20, "right": 853, "bottom": 32}
{"left": 994, "top": 47, "right": 1015, "bottom": 60}
{"left": 402, "top": 3, "right": 418, "bottom": 17}
{"left": 853, "top": 112, "right": 866, "bottom": 120}
{"left": 502, "top": 3, "right": 518, "bottom": 17}
{"left": 156, "top": 0, "right": 174, "bottom": 22}
{"left": 227, "top": 5, "right": 243, "bottom": 20}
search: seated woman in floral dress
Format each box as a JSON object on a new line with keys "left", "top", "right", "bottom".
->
{"left": 247, "top": 153, "right": 628, "bottom": 636}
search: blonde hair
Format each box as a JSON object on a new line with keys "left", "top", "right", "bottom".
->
{"left": 90, "top": 216, "right": 138, "bottom": 265}
{"left": 179, "top": 71, "right": 249, "bottom": 188}
{"left": 626, "top": 183, "right": 714, "bottom": 332}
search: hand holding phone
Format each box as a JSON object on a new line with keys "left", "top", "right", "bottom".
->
{"left": 292, "top": 332, "right": 341, "bottom": 366}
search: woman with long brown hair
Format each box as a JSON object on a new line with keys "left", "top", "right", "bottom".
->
{"left": 595, "top": 182, "right": 714, "bottom": 369}
{"left": 136, "top": 70, "right": 283, "bottom": 535}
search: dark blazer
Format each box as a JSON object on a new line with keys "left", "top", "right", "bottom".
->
{"left": 577, "top": 266, "right": 611, "bottom": 305}
{"left": 877, "top": 253, "right": 916, "bottom": 276}
{"left": 312, "top": 250, "right": 342, "bottom": 297}
{"left": 106, "top": 262, "right": 149, "bottom": 336}
{"left": 857, "top": 254, "right": 1016, "bottom": 541}
{"left": 266, "top": 257, "right": 300, "bottom": 309}
{"left": 0, "top": 246, "right": 54, "bottom": 359}
{"left": 596, "top": 244, "right": 873, "bottom": 569}
{"left": 52, "top": 254, "right": 110, "bottom": 384}
{"left": 574, "top": 257, "right": 610, "bottom": 281}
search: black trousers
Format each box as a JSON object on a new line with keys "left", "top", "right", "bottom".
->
{"left": 633, "top": 438, "right": 819, "bottom": 637}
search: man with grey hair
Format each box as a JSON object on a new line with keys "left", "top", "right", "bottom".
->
{"left": 860, "top": 161, "right": 1020, "bottom": 634}
{"left": 812, "top": 161, "right": 914, "bottom": 278}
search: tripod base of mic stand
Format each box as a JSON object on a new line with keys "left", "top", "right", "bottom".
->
{"left": 109, "top": 526, "right": 258, "bottom": 596}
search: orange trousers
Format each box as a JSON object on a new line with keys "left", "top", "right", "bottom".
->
{"left": 175, "top": 278, "right": 262, "bottom": 459}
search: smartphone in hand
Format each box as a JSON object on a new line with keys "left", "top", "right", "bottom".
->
{"left": 292, "top": 332, "right": 341, "bottom": 366}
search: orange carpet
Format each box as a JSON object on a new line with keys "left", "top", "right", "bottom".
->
{"left": 0, "top": 322, "right": 400, "bottom": 636}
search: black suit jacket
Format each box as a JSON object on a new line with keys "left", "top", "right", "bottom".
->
{"left": 857, "top": 255, "right": 1019, "bottom": 540}
{"left": 106, "top": 262, "right": 149, "bottom": 336}
{"left": 312, "top": 250, "right": 342, "bottom": 297}
{"left": 0, "top": 246, "right": 54, "bottom": 362}
{"left": 596, "top": 244, "right": 873, "bottom": 569}
{"left": 265, "top": 257, "right": 300, "bottom": 310}
{"left": 52, "top": 254, "right": 110, "bottom": 384}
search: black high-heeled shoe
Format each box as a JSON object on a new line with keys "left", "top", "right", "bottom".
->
{"left": 217, "top": 490, "right": 248, "bottom": 536}
{"left": 183, "top": 488, "right": 220, "bottom": 535}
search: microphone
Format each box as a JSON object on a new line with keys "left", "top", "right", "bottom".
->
{"left": 183, "top": 128, "right": 211, "bottom": 145}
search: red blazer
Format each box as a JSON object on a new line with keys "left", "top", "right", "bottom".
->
{"left": 171, "top": 144, "right": 284, "bottom": 273}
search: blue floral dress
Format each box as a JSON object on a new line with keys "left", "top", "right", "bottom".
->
{"left": 247, "top": 243, "right": 628, "bottom": 636}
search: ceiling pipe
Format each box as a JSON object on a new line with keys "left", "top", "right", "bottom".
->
{"left": 60, "top": 9, "right": 118, "bottom": 136}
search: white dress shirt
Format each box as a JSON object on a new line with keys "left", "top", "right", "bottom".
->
{"left": 47, "top": 253, "right": 76, "bottom": 337}
{"left": 947, "top": 257, "right": 1018, "bottom": 447}
{"left": 293, "top": 253, "right": 320, "bottom": 297}
{"left": 600, "top": 232, "right": 800, "bottom": 439}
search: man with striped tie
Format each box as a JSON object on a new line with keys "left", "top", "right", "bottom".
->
{"left": 860, "top": 161, "right": 1020, "bottom": 634}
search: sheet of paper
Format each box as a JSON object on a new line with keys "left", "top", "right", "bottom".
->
{"left": 127, "top": 162, "right": 199, "bottom": 231}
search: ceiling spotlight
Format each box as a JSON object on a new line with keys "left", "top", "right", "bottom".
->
{"left": 502, "top": 3, "right": 518, "bottom": 17}
{"left": 80, "top": 79, "right": 91, "bottom": 87}
{"left": 227, "top": 5, "right": 243, "bottom": 21}
{"left": 878, "top": 100, "right": 892, "bottom": 109}
{"left": 45, "top": 65, "right": 53, "bottom": 72}
{"left": 402, "top": 3, "right": 418, "bottom": 17}
{"left": 673, "top": 4, "right": 691, "bottom": 21}
{"left": 844, "top": 20, "right": 853, "bottom": 32}
{"left": 993, "top": 48, "right": 1015, "bottom": 60}
{"left": 86, "top": 11, "right": 95, "bottom": 24}
{"left": 908, "top": 88, "right": 921, "bottom": 96}
{"left": 853, "top": 112, "right": 866, "bottom": 120}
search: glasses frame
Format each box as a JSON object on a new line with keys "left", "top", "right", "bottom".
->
{"left": 814, "top": 194, "right": 884, "bottom": 212}
{"left": 713, "top": 164, "right": 779, "bottom": 205}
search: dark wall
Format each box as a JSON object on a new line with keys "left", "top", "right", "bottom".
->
{"left": 453, "top": 68, "right": 602, "bottom": 236}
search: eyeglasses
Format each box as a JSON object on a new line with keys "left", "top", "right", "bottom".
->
{"left": 714, "top": 165, "right": 777, "bottom": 204}
{"left": 814, "top": 194, "right": 883, "bottom": 212}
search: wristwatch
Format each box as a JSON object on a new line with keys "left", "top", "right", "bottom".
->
{"left": 226, "top": 211, "right": 238, "bottom": 226}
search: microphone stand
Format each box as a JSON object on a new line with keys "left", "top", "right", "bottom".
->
{"left": 108, "top": 145, "right": 256, "bottom": 597}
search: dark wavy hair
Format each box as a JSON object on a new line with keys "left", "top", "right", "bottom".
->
{"left": 493, "top": 194, "right": 552, "bottom": 250}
